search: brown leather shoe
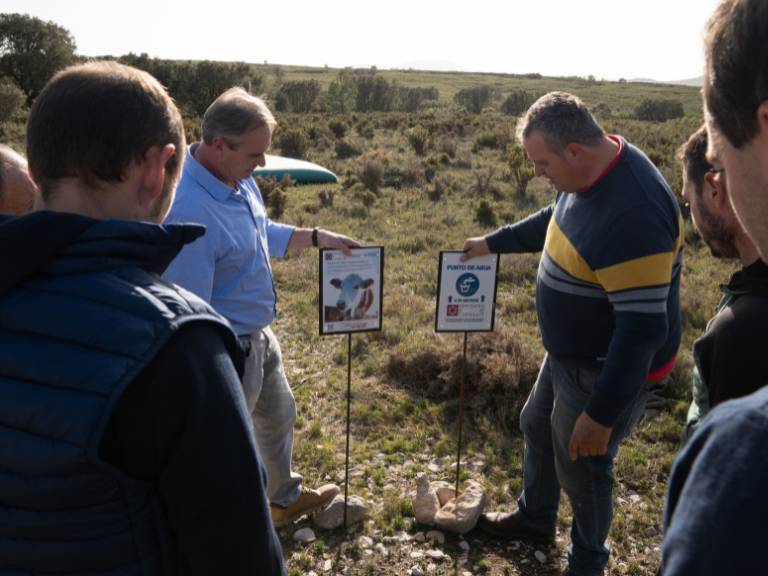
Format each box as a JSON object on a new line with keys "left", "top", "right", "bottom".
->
{"left": 477, "top": 511, "right": 555, "bottom": 543}
{"left": 270, "top": 484, "right": 340, "bottom": 528}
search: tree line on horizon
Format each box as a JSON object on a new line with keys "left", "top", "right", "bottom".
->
{"left": 1, "top": 13, "right": 685, "bottom": 125}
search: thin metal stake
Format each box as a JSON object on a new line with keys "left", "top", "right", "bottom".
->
{"left": 455, "top": 331, "right": 468, "bottom": 498}
{"left": 344, "top": 332, "right": 352, "bottom": 528}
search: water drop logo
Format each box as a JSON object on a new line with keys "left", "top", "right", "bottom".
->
{"left": 456, "top": 273, "right": 480, "bottom": 297}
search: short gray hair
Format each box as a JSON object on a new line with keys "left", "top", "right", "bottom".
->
{"left": 202, "top": 87, "right": 277, "bottom": 147}
{"left": 517, "top": 92, "right": 604, "bottom": 155}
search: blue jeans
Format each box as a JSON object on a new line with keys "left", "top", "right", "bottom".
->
{"left": 242, "top": 327, "right": 303, "bottom": 507}
{"left": 517, "top": 354, "right": 647, "bottom": 576}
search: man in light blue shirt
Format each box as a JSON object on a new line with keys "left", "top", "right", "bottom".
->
{"left": 164, "top": 87, "right": 358, "bottom": 528}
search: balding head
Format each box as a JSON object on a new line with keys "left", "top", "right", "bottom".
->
{"left": 0, "top": 145, "right": 37, "bottom": 214}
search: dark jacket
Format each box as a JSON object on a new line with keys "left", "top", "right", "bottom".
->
{"left": 685, "top": 259, "right": 768, "bottom": 438}
{"left": 0, "top": 212, "right": 239, "bottom": 574}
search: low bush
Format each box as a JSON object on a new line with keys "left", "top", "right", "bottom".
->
{"left": 276, "top": 127, "right": 310, "bottom": 158}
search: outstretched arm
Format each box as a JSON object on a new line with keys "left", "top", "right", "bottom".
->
{"left": 287, "top": 227, "right": 360, "bottom": 256}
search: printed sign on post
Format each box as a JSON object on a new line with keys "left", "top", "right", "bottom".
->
{"left": 319, "top": 247, "right": 384, "bottom": 335}
{"left": 435, "top": 251, "right": 499, "bottom": 332}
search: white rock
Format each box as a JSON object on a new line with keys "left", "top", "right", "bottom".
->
{"left": 323, "top": 559, "right": 332, "bottom": 572}
{"left": 413, "top": 475, "right": 440, "bottom": 525}
{"left": 313, "top": 495, "right": 368, "bottom": 530}
{"left": 535, "top": 550, "right": 547, "bottom": 564}
{"left": 408, "top": 566, "right": 424, "bottom": 576}
{"left": 434, "top": 479, "right": 487, "bottom": 534}
{"left": 427, "top": 463, "right": 440, "bottom": 473}
{"left": 431, "top": 481, "right": 456, "bottom": 507}
{"left": 410, "top": 551, "right": 424, "bottom": 559}
{"left": 358, "top": 536, "right": 373, "bottom": 549}
{"left": 306, "top": 572, "right": 317, "bottom": 576}
{"left": 629, "top": 493, "right": 642, "bottom": 504}
{"left": 374, "top": 542, "right": 388, "bottom": 556}
{"left": 426, "top": 564, "right": 437, "bottom": 573}
{"left": 293, "top": 527, "right": 316, "bottom": 543}
{"left": 426, "top": 549, "right": 445, "bottom": 560}
{"left": 425, "top": 530, "right": 445, "bottom": 545}
{"left": 462, "top": 572, "right": 473, "bottom": 576}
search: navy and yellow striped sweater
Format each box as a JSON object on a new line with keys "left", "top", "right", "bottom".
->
{"left": 486, "top": 138, "right": 682, "bottom": 426}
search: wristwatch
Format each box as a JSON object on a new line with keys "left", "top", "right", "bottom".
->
{"left": 312, "top": 227, "right": 319, "bottom": 247}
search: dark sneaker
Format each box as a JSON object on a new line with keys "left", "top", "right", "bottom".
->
{"left": 270, "top": 484, "right": 340, "bottom": 528}
{"left": 477, "top": 510, "right": 555, "bottom": 543}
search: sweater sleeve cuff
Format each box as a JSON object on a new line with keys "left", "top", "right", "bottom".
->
{"left": 585, "top": 394, "right": 622, "bottom": 428}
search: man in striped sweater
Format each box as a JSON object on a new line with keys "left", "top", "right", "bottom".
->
{"left": 463, "top": 92, "right": 682, "bottom": 576}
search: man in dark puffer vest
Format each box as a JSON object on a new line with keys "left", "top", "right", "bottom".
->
{"left": 0, "top": 62, "right": 285, "bottom": 575}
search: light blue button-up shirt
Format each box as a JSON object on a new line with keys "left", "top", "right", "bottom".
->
{"left": 163, "top": 143, "right": 295, "bottom": 335}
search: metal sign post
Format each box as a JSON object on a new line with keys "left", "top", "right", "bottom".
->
{"left": 454, "top": 331, "right": 468, "bottom": 497}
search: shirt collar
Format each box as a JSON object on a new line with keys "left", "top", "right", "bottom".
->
{"left": 184, "top": 143, "right": 240, "bottom": 204}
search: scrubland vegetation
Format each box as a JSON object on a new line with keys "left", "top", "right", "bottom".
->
{"left": 0, "top": 13, "right": 732, "bottom": 575}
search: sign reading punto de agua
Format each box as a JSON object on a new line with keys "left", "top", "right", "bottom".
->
{"left": 435, "top": 251, "right": 499, "bottom": 332}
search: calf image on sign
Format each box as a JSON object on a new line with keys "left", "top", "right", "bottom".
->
{"left": 319, "top": 247, "right": 383, "bottom": 335}
{"left": 325, "top": 274, "right": 375, "bottom": 321}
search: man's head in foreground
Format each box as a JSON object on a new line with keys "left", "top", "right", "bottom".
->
{"left": 26, "top": 60, "right": 185, "bottom": 223}
{"left": 704, "top": 0, "right": 768, "bottom": 259}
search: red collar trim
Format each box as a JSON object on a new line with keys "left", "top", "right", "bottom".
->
{"left": 577, "top": 135, "right": 624, "bottom": 193}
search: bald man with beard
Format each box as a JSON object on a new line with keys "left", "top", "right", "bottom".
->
{"left": 0, "top": 145, "right": 37, "bottom": 214}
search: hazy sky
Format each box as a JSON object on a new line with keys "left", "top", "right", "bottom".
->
{"left": 6, "top": 0, "right": 720, "bottom": 81}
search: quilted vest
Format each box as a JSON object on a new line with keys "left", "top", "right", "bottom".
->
{"left": 0, "top": 262, "right": 234, "bottom": 575}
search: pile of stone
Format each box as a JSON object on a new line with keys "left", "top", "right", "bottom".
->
{"left": 411, "top": 474, "right": 486, "bottom": 534}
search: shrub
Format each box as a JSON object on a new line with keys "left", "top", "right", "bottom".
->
{"left": 328, "top": 119, "right": 347, "bottom": 139}
{"left": 428, "top": 175, "right": 449, "bottom": 202}
{"left": 359, "top": 153, "right": 385, "bottom": 193}
{"left": 436, "top": 136, "right": 458, "bottom": 158}
{"left": 385, "top": 326, "right": 539, "bottom": 429}
{"left": 407, "top": 125, "right": 430, "bottom": 156}
{"left": 353, "top": 73, "right": 397, "bottom": 112}
{"left": 475, "top": 200, "right": 497, "bottom": 227}
{"left": 318, "top": 189, "right": 335, "bottom": 208}
{"left": 0, "top": 78, "right": 24, "bottom": 122}
{"left": 396, "top": 86, "right": 439, "bottom": 112}
{"left": 274, "top": 80, "right": 321, "bottom": 112}
{"left": 254, "top": 176, "right": 279, "bottom": 203}
{"left": 508, "top": 144, "right": 534, "bottom": 198}
{"left": 634, "top": 99, "right": 684, "bottom": 122}
{"left": 276, "top": 127, "right": 309, "bottom": 158}
{"left": 267, "top": 187, "right": 287, "bottom": 219}
{"left": 454, "top": 86, "right": 493, "bottom": 114}
{"left": 470, "top": 167, "right": 496, "bottom": 196}
{"left": 500, "top": 90, "right": 537, "bottom": 116}
{"left": 335, "top": 139, "right": 361, "bottom": 159}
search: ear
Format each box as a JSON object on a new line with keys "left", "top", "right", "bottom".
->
{"left": 704, "top": 170, "right": 728, "bottom": 208}
{"left": 361, "top": 278, "right": 374, "bottom": 288}
{"left": 211, "top": 136, "right": 228, "bottom": 156}
{"left": 139, "top": 144, "right": 176, "bottom": 205}
{"left": 758, "top": 101, "right": 768, "bottom": 133}
{"left": 564, "top": 143, "right": 581, "bottom": 159}
{"left": 330, "top": 278, "right": 342, "bottom": 288}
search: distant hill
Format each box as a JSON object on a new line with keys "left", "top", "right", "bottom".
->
{"left": 629, "top": 75, "right": 703, "bottom": 87}
{"left": 396, "top": 60, "right": 465, "bottom": 72}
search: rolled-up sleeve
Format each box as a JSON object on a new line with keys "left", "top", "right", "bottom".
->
{"left": 266, "top": 220, "right": 295, "bottom": 259}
